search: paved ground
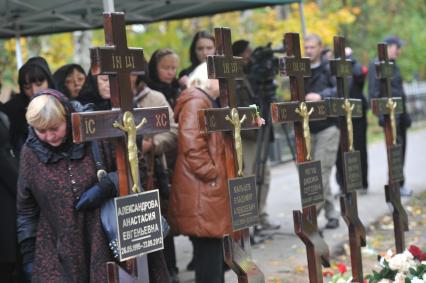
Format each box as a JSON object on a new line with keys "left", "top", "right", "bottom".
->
{"left": 173, "top": 129, "right": 426, "bottom": 283}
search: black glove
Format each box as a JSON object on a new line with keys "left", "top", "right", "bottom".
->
{"left": 76, "top": 172, "right": 118, "bottom": 210}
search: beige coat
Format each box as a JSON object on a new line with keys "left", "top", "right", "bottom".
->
{"left": 134, "top": 87, "right": 178, "bottom": 155}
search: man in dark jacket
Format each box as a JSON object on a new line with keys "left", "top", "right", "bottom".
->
{"left": 367, "top": 36, "right": 412, "bottom": 196}
{"left": 304, "top": 34, "right": 340, "bottom": 229}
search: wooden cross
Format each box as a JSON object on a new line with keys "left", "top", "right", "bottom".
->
{"left": 71, "top": 12, "right": 170, "bottom": 283}
{"left": 370, "top": 43, "right": 408, "bottom": 253}
{"left": 199, "top": 27, "right": 265, "bottom": 283}
{"left": 328, "top": 36, "right": 366, "bottom": 282}
{"left": 271, "top": 33, "right": 330, "bottom": 283}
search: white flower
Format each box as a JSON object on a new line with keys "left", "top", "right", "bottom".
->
{"left": 403, "top": 250, "right": 414, "bottom": 260}
{"left": 412, "top": 277, "right": 424, "bottom": 283}
{"left": 388, "top": 253, "right": 417, "bottom": 272}
{"left": 423, "top": 273, "right": 426, "bottom": 281}
{"left": 394, "top": 272, "right": 406, "bottom": 283}
{"left": 377, "top": 279, "right": 392, "bottom": 283}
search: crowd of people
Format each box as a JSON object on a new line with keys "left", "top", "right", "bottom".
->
{"left": 0, "top": 30, "right": 412, "bottom": 283}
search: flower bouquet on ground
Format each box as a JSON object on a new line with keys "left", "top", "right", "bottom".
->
{"left": 366, "top": 245, "right": 426, "bottom": 283}
{"left": 323, "top": 263, "right": 355, "bottom": 283}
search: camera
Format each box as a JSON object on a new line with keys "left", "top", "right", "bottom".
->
{"left": 247, "top": 43, "right": 285, "bottom": 104}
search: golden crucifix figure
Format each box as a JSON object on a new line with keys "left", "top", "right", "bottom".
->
{"left": 225, "top": 108, "right": 247, "bottom": 176}
{"left": 113, "top": 111, "right": 147, "bottom": 193}
{"left": 342, "top": 99, "right": 355, "bottom": 151}
{"left": 386, "top": 98, "right": 398, "bottom": 145}
{"left": 295, "top": 102, "right": 314, "bottom": 160}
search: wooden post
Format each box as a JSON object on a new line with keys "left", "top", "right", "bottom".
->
{"left": 370, "top": 43, "right": 409, "bottom": 253}
{"left": 271, "top": 33, "right": 330, "bottom": 283}
{"left": 71, "top": 12, "right": 171, "bottom": 283}
{"left": 328, "top": 36, "right": 366, "bottom": 282}
{"left": 200, "top": 27, "right": 265, "bottom": 283}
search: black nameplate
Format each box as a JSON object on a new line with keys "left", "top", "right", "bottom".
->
{"left": 297, "top": 160, "right": 324, "bottom": 208}
{"left": 388, "top": 145, "right": 404, "bottom": 182}
{"left": 115, "top": 190, "right": 164, "bottom": 261}
{"left": 343, "top": 151, "right": 363, "bottom": 193}
{"left": 228, "top": 175, "right": 260, "bottom": 231}
{"left": 325, "top": 98, "right": 363, "bottom": 117}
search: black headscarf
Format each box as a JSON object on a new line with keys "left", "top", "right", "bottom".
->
{"left": 5, "top": 57, "right": 55, "bottom": 156}
{"left": 53, "top": 64, "right": 86, "bottom": 99}
{"left": 77, "top": 73, "right": 111, "bottom": 111}
{"left": 147, "top": 49, "right": 181, "bottom": 109}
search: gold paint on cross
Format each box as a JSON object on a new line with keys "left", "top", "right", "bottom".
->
{"left": 113, "top": 111, "right": 148, "bottom": 193}
{"left": 295, "top": 102, "right": 314, "bottom": 160}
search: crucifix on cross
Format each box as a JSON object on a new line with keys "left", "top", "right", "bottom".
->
{"left": 72, "top": 12, "right": 171, "bottom": 283}
{"left": 198, "top": 27, "right": 265, "bottom": 283}
{"left": 328, "top": 36, "right": 366, "bottom": 283}
{"left": 370, "top": 43, "right": 408, "bottom": 253}
{"left": 271, "top": 32, "right": 330, "bottom": 283}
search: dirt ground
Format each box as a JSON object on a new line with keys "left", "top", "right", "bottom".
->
{"left": 276, "top": 191, "right": 426, "bottom": 283}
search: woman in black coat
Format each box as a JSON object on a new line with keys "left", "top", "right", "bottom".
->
{"left": 0, "top": 105, "right": 24, "bottom": 283}
{"left": 4, "top": 57, "right": 55, "bottom": 157}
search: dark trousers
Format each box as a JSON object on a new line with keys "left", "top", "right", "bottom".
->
{"left": 336, "top": 114, "right": 369, "bottom": 189}
{"left": 0, "top": 262, "right": 27, "bottom": 283}
{"left": 397, "top": 121, "right": 408, "bottom": 187}
{"left": 192, "top": 237, "right": 224, "bottom": 283}
{"left": 163, "top": 234, "right": 177, "bottom": 273}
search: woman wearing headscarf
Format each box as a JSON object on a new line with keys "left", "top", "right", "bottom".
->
{"left": 17, "top": 89, "right": 116, "bottom": 282}
{"left": 4, "top": 57, "right": 55, "bottom": 156}
{"left": 53, "top": 64, "right": 86, "bottom": 100}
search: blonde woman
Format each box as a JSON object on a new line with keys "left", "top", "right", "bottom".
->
{"left": 17, "top": 89, "right": 116, "bottom": 282}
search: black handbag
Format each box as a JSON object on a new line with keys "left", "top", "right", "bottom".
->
{"left": 91, "top": 142, "right": 170, "bottom": 261}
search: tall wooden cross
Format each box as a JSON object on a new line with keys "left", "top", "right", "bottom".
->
{"left": 370, "top": 43, "right": 408, "bottom": 253}
{"left": 198, "top": 27, "right": 265, "bottom": 283}
{"left": 328, "top": 36, "right": 366, "bottom": 282}
{"left": 270, "top": 33, "right": 330, "bottom": 283}
{"left": 71, "top": 12, "right": 170, "bottom": 283}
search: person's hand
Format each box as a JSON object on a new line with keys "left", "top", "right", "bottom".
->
{"left": 178, "top": 75, "right": 189, "bottom": 88}
{"left": 76, "top": 172, "right": 118, "bottom": 210}
{"left": 305, "top": 92, "right": 321, "bottom": 101}
{"left": 142, "top": 138, "right": 154, "bottom": 154}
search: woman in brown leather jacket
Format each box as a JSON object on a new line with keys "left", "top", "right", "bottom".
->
{"left": 169, "top": 63, "right": 231, "bottom": 283}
